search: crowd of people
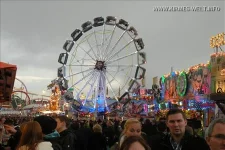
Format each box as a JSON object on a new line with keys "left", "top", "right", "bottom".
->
{"left": 0, "top": 109, "right": 224, "bottom": 150}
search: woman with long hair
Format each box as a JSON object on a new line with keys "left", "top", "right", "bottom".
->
{"left": 120, "top": 136, "right": 150, "bottom": 150}
{"left": 17, "top": 121, "right": 53, "bottom": 150}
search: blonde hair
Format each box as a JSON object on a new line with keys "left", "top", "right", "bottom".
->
{"left": 93, "top": 124, "right": 102, "bottom": 133}
{"left": 123, "top": 118, "right": 141, "bottom": 134}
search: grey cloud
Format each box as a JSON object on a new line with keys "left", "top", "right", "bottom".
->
{"left": 1, "top": 0, "right": 224, "bottom": 93}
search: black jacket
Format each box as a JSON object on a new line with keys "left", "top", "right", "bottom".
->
{"left": 87, "top": 132, "right": 107, "bottom": 150}
{"left": 58, "top": 129, "right": 78, "bottom": 150}
{"left": 149, "top": 132, "right": 210, "bottom": 150}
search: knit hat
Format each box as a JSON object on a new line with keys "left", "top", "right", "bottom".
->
{"left": 34, "top": 115, "right": 57, "bottom": 135}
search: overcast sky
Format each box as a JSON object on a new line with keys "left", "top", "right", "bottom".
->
{"left": 1, "top": 0, "right": 224, "bottom": 96}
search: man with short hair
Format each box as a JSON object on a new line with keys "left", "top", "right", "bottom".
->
{"left": 206, "top": 118, "right": 225, "bottom": 150}
{"left": 55, "top": 115, "right": 78, "bottom": 150}
{"left": 149, "top": 109, "right": 210, "bottom": 150}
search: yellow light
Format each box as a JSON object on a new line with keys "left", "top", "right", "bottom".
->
{"left": 210, "top": 32, "right": 225, "bottom": 48}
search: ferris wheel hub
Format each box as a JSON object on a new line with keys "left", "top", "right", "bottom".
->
{"left": 95, "top": 61, "right": 106, "bottom": 71}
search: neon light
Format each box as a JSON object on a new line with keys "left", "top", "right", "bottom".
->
{"left": 177, "top": 71, "right": 187, "bottom": 97}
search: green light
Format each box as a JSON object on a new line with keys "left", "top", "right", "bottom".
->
{"left": 161, "top": 76, "right": 165, "bottom": 83}
{"left": 177, "top": 71, "right": 187, "bottom": 97}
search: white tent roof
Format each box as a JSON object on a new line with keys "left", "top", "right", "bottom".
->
{"left": 22, "top": 104, "right": 43, "bottom": 110}
{"left": 0, "top": 110, "right": 21, "bottom": 115}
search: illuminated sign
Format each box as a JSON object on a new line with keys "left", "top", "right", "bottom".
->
{"left": 221, "top": 69, "right": 225, "bottom": 76}
{"left": 210, "top": 32, "right": 225, "bottom": 48}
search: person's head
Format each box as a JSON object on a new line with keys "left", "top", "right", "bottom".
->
{"left": 166, "top": 109, "right": 187, "bottom": 137}
{"left": 157, "top": 122, "right": 167, "bottom": 133}
{"left": 93, "top": 124, "right": 102, "bottom": 133}
{"left": 55, "top": 115, "right": 69, "bottom": 133}
{"left": 18, "top": 121, "right": 43, "bottom": 150}
{"left": 0, "top": 117, "right": 6, "bottom": 124}
{"left": 123, "top": 118, "right": 142, "bottom": 137}
{"left": 34, "top": 115, "right": 57, "bottom": 135}
{"left": 19, "top": 122, "right": 28, "bottom": 132}
{"left": 107, "top": 120, "right": 114, "bottom": 127}
{"left": 4, "top": 119, "right": 14, "bottom": 126}
{"left": 206, "top": 118, "right": 225, "bottom": 150}
{"left": 119, "top": 136, "right": 150, "bottom": 150}
{"left": 185, "top": 125, "right": 193, "bottom": 135}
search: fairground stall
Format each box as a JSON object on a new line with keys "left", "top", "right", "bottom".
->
{"left": 209, "top": 32, "right": 225, "bottom": 118}
{"left": 156, "top": 32, "right": 225, "bottom": 127}
{"left": 158, "top": 63, "right": 214, "bottom": 127}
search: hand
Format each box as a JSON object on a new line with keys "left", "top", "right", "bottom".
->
{"left": 4, "top": 125, "right": 17, "bottom": 134}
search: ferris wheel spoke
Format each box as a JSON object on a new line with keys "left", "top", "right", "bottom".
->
{"left": 83, "top": 72, "right": 100, "bottom": 106}
{"left": 70, "top": 57, "right": 95, "bottom": 67}
{"left": 76, "top": 70, "right": 97, "bottom": 98}
{"left": 86, "top": 38, "right": 99, "bottom": 60}
{"left": 102, "top": 71, "right": 118, "bottom": 101}
{"left": 107, "top": 67, "right": 133, "bottom": 90}
{"left": 93, "top": 30, "right": 101, "bottom": 59}
{"left": 75, "top": 43, "right": 96, "bottom": 61}
{"left": 105, "top": 39, "right": 134, "bottom": 62}
{"left": 105, "top": 70, "right": 123, "bottom": 89}
{"left": 107, "top": 67, "right": 134, "bottom": 82}
{"left": 65, "top": 68, "right": 93, "bottom": 78}
{"left": 69, "top": 70, "right": 95, "bottom": 89}
{"left": 106, "top": 51, "right": 137, "bottom": 65}
{"left": 104, "top": 30, "right": 127, "bottom": 61}
{"left": 108, "top": 65, "right": 133, "bottom": 76}
{"left": 102, "top": 26, "right": 117, "bottom": 59}
{"left": 100, "top": 24, "right": 106, "bottom": 60}
{"left": 76, "top": 70, "right": 97, "bottom": 101}
{"left": 101, "top": 24, "right": 106, "bottom": 46}
{"left": 107, "top": 64, "right": 137, "bottom": 67}
{"left": 99, "top": 32, "right": 115, "bottom": 60}
{"left": 66, "top": 64, "right": 95, "bottom": 67}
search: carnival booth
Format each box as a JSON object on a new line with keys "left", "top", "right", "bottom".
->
{"left": 209, "top": 32, "right": 225, "bottom": 117}
{"left": 158, "top": 62, "right": 214, "bottom": 127}
{"left": 0, "top": 62, "right": 17, "bottom": 103}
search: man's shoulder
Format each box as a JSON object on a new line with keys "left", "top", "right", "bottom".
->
{"left": 185, "top": 134, "right": 206, "bottom": 141}
{"left": 182, "top": 134, "right": 210, "bottom": 149}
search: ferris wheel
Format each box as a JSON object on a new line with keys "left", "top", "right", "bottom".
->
{"left": 57, "top": 16, "right": 146, "bottom": 113}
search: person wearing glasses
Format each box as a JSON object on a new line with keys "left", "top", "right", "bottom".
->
{"left": 206, "top": 118, "right": 225, "bottom": 150}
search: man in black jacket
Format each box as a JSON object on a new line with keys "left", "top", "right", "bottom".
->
{"left": 55, "top": 115, "right": 78, "bottom": 150}
{"left": 149, "top": 109, "right": 210, "bottom": 150}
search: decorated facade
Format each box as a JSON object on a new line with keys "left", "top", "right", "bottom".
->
{"left": 156, "top": 32, "right": 225, "bottom": 126}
